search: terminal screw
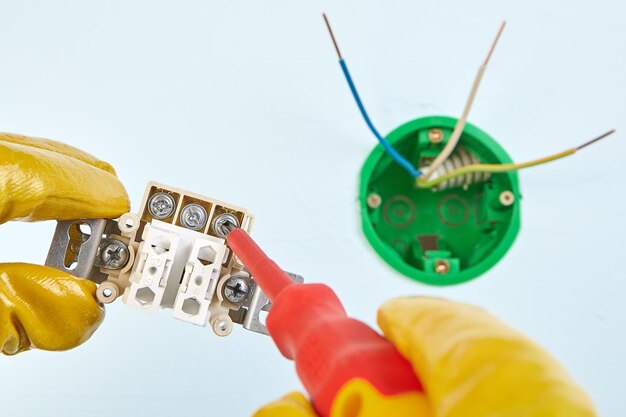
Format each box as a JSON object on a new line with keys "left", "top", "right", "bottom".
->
{"left": 101, "top": 240, "right": 130, "bottom": 270}
{"left": 214, "top": 213, "right": 240, "bottom": 237}
{"left": 148, "top": 192, "right": 176, "bottom": 219}
{"left": 180, "top": 203, "right": 208, "bottom": 230}
{"left": 223, "top": 276, "right": 250, "bottom": 304}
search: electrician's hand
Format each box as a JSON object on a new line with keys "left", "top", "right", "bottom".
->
{"left": 0, "top": 133, "right": 129, "bottom": 355}
{"left": 254, "top": 297, "right": 597, "bottom": 417}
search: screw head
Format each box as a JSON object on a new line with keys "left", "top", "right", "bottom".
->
{"left": 428, "top": 128, "right": 444, "bottom": 144}
{"left": 434, "top": 259, "right": 450, "bottom": 275}
{"left": 180, "top": 203, "right": 208, "bottom": 230}
{"left": 101, "top": 240, "right": 130, "bottom": 270}
{"left": 148, "top": 192, "right": 176, "bottom": 219}
{"left": 223, "top": 276, "right": 250, "bottom": 304}
{"left": 499, "top": 190, "right": 515, "bottom": 207}
{"left": 213, "top": 213, "right": 240, "bottom": 237}
{"left": 367, "top": 193, "right": 382, "bottom": 209}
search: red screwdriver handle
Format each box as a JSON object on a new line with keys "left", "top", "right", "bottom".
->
{"left": 227, "top": 228, "right": 294, "bottom": 301}
{"left": 227, "top": 229, "right": 422, "bottom": 417}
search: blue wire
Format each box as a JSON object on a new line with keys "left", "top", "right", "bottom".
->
{"left": 339, "top": 59, "right": 422, "bottom": 178}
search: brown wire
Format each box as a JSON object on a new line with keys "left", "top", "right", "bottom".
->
{"left": 323, "top": 13, "right": 343, "bottom": 59}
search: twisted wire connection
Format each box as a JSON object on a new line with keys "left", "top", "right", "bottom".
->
{"left": 421, "top": 147, "right": 491, "bottom": 190}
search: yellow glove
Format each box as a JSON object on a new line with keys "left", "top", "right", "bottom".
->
{"left": 0, "top": 133, "right": 129, "bottom": 355}
{"left": 255, "top": 297, "right": 597, "bottom": 417}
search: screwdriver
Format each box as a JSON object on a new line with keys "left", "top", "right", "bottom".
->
{"left": 225, "top": 226, "right": 423, "bottom": 417}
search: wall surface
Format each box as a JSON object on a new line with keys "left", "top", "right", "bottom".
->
{"left": 0, "top": 1, "right": 624, "bottom": 416}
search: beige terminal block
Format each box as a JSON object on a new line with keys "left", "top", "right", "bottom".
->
{"left": 103, "top": 182, "right": 253, "bottom": 336}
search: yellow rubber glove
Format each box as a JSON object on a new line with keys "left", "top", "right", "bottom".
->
{"left": 0, "top": 133, "right": 129, "bottom": 355}
{"left": 255, "top": 297, "right": 597, "bottom": 417}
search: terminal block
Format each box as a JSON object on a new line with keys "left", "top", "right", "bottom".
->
{"left": 45, "top": 182, "right": 302, "bottom": 336}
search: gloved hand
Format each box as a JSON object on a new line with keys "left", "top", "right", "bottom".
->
{"left": 255, "top": 297, "right": 597, "bottom": 417}
{"left": 0, "top": 133, "right": 129, "bottom": 355}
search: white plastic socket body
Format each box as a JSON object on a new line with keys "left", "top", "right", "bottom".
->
{"left": 123, "top": 220, "right": 227, "bottom": 327}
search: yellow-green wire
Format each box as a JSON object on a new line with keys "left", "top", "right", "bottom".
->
{"left": 416, "top": 148, "right": 577, "bottom": 189}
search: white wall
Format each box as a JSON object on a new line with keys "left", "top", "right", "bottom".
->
{"left": 0, "top": 0, "right": 624, "bottom": 416}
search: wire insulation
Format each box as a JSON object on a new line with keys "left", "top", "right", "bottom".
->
{"left": 417, "top": 149, "right": 575, "bottom": 188}
{"left": 421, "top": 21, "right": 506, "bottom": 180}
{"left": 339, "top": 60, "right": 422, "bottom": 178}
{"left": 421, "top": 65, "right": 486, "bottom": 180}
{"left": 416, "top": 129, "right": 616, "bottom": 189}
{"left": 323, "top": 13, "right": 421, "bottom": 178}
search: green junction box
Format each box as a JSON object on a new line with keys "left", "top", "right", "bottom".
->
{"left": 359, "top": 116, "right": 521, "bottom": 286}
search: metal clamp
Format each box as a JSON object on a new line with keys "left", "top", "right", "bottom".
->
{"left": 229, "top": 271, "right": 304, "bottom": 335}
{"left": 45, "top": 219, "right": 114, "bottom": 282}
